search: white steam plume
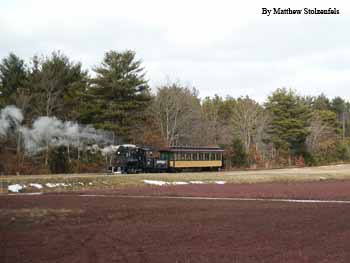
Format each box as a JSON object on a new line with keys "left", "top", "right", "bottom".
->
{"left": 0, "top": 105, "right": 24, "bottom": 136}
{"left": 1, "top": 105, "right": 115, "bottom": 154}
{"left": 20, "top": 116, "right": 114, "bottom": 154}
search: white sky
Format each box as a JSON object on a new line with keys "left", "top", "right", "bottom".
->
{"left": 1, "top": 0, "right": 350, "bottom": 101}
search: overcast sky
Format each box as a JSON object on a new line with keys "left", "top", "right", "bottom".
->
{"left": 1, "top": 0, "right": 350, "bottom": 101}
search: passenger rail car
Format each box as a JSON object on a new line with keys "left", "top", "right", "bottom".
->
{"left": 159, "top": 146, "right": 224, "bottom": 172}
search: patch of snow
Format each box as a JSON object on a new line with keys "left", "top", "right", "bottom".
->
{"left": 8, "top": 184, "right": 25, "bottom": 192}
{"left": 142, "top": 180, "right": 226, "bottom": 186}
{"left": 45, "top": 182, "right": 67, "bottom": 188}
{"left": 143, "top": 180, "right": 168, "bottom": 186}
{"left": 29, "top": 183, "right": 43, "bottom": 189}
{"left": 171, "top": 181, "right": 189, "bottom": 185}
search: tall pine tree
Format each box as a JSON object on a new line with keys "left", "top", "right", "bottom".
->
{"left": 29, "top": 51, "right": 88, "bottom": 120}
{"left": 0, "top": 53, "right": 28, "bottom": 107}
{"left": 265, "top": 88, "right": 311, "bottom": 159}
{"left": 85, "top": 50, "right": 151, "bottom": 141}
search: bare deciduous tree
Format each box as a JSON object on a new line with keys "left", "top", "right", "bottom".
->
{"left": 231, "top": 96, "right": 262, "bottom": 153}
{"left": 306, "top": 110, "right": 338, "bottom": 154}
{"left": 152, "top": 83, "right": 201, "bottom": 146}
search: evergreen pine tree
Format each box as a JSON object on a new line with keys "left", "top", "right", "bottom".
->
{"left": 265, "top": 88, "right": 311, "bottom": 158}
{"left": 85, "top": 50, "right": 151, "bottom": 141}
{"left": 0, "top": 53, "right": 28, "bottom": 107}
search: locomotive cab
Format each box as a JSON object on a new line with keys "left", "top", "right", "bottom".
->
{"left": 114, "top": 145, "right": 146, "bottom": 173}
{"left": 110, "top": 144, "right": 158, "bottom": 174}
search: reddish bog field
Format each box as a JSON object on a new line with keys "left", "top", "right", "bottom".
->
{"left": 2, "top": 181, "right": 350, "bottom": 263}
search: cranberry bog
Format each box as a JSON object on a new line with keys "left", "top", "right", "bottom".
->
{"left": 2, "top": 165, "right": 350, "bottom": 262}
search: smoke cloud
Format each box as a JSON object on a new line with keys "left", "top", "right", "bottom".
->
{"left": 0, "top": 105, "right": 24, "bottom": 136}
{"left": 0, "top": 105, "right": 115, "bottom": 154}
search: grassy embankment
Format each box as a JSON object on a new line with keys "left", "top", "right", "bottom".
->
{"left": 1, "top": 164, "right": 350, "bottom": 193}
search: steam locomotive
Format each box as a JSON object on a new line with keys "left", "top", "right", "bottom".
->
{"left": 109, "top": 144, "right": 224, "bottom": 174}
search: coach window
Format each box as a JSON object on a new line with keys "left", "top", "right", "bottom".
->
{"left": 193, "top": 153, "right": 197, "bottom": 160}
{"left": 193, "top": 152, "right": 198, "bottom": 160}
{"left": 205, "top": 153, "right": 210, "bottom": 160}
{"left": 198, "top": 153, "right": 203, "bottom": 160}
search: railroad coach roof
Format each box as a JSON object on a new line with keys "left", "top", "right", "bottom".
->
{"left": 159, "top": 146, "right": 224, "bottom": 152}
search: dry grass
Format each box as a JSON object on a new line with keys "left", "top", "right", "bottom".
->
{"left": 1, "top": 164, "right": 350, "bottom": 193}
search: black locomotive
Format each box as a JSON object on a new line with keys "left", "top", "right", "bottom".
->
{"left": 109, "top": 144, "right": 224, "bottom": 174}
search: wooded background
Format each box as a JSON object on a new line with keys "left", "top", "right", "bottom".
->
{"left": 1, "top": 50, "right": 350, "bottom": 174}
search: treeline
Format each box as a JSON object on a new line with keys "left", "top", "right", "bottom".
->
{"left": 1, "top": 50, "right": 350, "bottom": 174}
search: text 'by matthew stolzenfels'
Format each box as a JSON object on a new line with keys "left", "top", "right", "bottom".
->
{"left": 262, "top": 8, "right": 340, "bottom": 16}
